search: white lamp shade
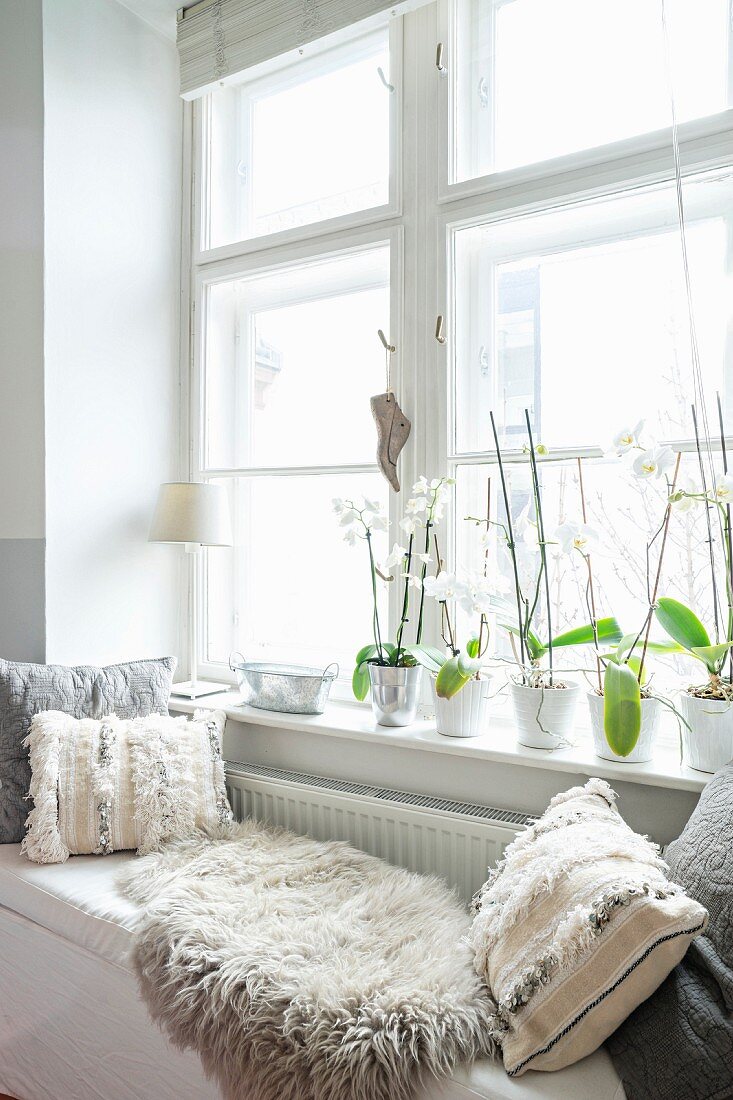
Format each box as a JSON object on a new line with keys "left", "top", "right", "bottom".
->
{"left": 149, "top": 482, "right": 233, "bottom": 547}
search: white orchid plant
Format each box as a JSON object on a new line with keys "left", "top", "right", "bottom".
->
{"left": 334, "top": 477, "right": 453, "bottom": 700}
{"left": 488, "top": 409, "right": 623, "bottom": 691}
{"left": 652, "top": 397, "right": 733, "bottom": 703}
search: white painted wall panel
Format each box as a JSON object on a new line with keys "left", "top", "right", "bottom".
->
{"left": 42, "top": 0, "right": 183, "bottom": 666}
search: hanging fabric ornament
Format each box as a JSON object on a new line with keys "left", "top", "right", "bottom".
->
{"left": 370, "top": 330, "right": 411, "bottom": 492}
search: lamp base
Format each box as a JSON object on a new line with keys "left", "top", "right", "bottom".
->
{"left": 170, "top": 679, "right": 230, "bottom": 700}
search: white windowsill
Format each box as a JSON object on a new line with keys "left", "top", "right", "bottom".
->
{"left": 171, "top": 691, "right": 708, "bottom": 794}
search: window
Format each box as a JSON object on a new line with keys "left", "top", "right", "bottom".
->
{"left": 189, "top": 0, "right": 733, "bottom": 706}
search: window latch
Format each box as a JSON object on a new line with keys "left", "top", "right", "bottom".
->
{"left": 436, "top": 43, "right": 447, "bottom": 74}
{"left": 435, "top": 315, "right": 447, "bottom": 344}
{"left": 377, "top": 66, "right": 395, "bottom": 93}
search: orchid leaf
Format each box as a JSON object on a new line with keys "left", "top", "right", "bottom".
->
{"left": 552, "top": 617, "right": 623, "bottom": 649}
{"left": 655, "top": 598, "right": 711, "bottom": 651}
{"left": 404, "top": 644, "right": 446, "bottom": 674}
{"left": 435, "top": 656, "right": 472, "bottom": 699}
{"left": 616, "top": 634, "right": 684, "bottom": 660}
{"left": 352, "top": 662, "right": 371, "bottom": 701}
{"left": 603, "top": 661, "right": 642, "bottom": 757}
{"left": 690, "top": 642, "right": 733, "bottom": 675}
{"left": 354, "top": 644, "right": 378, "bottom": 667}
{"left": 466, "top": 635, "right": 481, "bottom": 659}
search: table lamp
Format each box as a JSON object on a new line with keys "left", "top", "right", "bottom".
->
{"left": 150, "top": 481, "right": 233, "bottom": 699}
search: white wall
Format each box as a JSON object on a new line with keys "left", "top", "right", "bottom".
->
{"left": 0, "top": 0, "right": 46, "bottom": 660}
{"left": 42, "top": 0, "right": 183, "bottom": 667}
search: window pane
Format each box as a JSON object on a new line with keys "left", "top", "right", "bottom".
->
{"left": 205, "top": 474, "right": 389, "bottom": 675}
{"left": 453, "top": 0, "right": 730, "bottom": 182}
{"left": 455, "top": 455, "right": 716, "bottom": 690}
{"left": 453, "top": 173, "right": 733, "bottom": 454}
{"left": 206, "top": 28, "right": 390, "bottom": 248}
{"left": 205, "top": 246, "right": 390, "bottom": 469}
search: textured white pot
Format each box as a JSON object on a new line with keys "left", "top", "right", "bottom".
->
{"left": 680, "top": 692, "right": 733, "bottom": 774}
{"left": 511, "top": 681, "right": 580, "bottom": 749}
{"left": 433, "top": 677, "right": 491, "bottom": 738}
{"left": 587, "top": 691, "right": 660, "bottom": 763}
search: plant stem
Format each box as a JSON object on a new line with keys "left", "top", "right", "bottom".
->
{"left": 577, "top": 457, "right": 602, "bottom": 692}
{"left": 692, "top": 403, "right": 721, "bottom": 643}
{"left": 477, "top": 478, "right": 491, "bottom": 659}
{"left": 717, "top": 392, "right": 733, "bottom": 683}
{"left": 366, "top": 531, "right": 385, "bottom": 663}
{"left": 525, "top": 411, "right": 553, "bottom": 685}
{"left": 415, "top": 521, "right": 432, "bottom": 644}
{"left": 394, "top": 533, "right": 414, "bottom": 663}
{"left": 490, "top": 411, "right": 526, "bottom": 669}
{"left": 637, "top": 451, "right": 682, "bottom": 684}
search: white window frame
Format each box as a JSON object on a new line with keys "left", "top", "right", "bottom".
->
{"left": 185, "top": 0, "right": 733, "bottom": 697}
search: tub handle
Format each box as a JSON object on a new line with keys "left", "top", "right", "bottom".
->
{"left": 229, "top": 651, "right": 246, "bottom": 672}
{"left": 322, "top": 662, "right": 340, "bottom": 680}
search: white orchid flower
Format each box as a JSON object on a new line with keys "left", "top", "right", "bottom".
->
{"left": 423, "top": 571, "right": 459, "bottom": 602}
{"left": 384, "top": 543, "right": 408, "bottom": 569}
{"left": 515, "top": 504, "right": 541, "bottom": 552}
{"left": 339, "top": 509, "right": 359, "bottom": 527}
{"left": 613, "top": 420, "right": 645, "bottom": 456}
{"left": 332, "top": 497, "right": 345, "bottom": 515}
{"left": 417, "top": 553, "right": 431, "bottom": 565}
{"left": 456, "top": 575, "right": 494, "bottom": 616}
{"left": 555, "top": 521, "right": 600, "bottom": 557}
{"left": 670, "top": 476, "right": 701, "bottom": 512}
{"left": 401, "top": 572, "right": 422, "bottom": 589}
{"left": 369, "top": 514, "right": 389, "bottom": 532}
{"left": 632, "top": 445, "right": 676, "bottom": 480}
{"left": 343, "top": 528, "right": 358, "bottom": 546}
{"left": 412, "top": 476, "right": 430, "bottom": 496}
{"left": 405, "top": 496, "right": 428, "bottom": 516}
{"left": 399, "top": 515, "right": 417, "bottom": 537}
{"left": 713, "top": 474, "right": 733, "bottom": 503}
{"left": 363, "top": 497, "right": 381, "bottom": 514}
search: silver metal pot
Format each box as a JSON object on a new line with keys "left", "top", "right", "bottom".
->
{"left": 368, "top": 664, "right": 423, "bottom": 727}
{"left": 229, "top": 653, "right": 338, "bottom": 715}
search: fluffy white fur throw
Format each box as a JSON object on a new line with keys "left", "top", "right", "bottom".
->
{"left": 120, "top": 821, "right": 497, "bottom": 1100}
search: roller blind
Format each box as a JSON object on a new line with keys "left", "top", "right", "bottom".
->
{"left": 177, "top": 0, "right": 424, "bottom": 99}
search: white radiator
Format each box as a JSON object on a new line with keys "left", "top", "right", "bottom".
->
{"left": 225, "top": 760, "right": 536, "bottom": 903}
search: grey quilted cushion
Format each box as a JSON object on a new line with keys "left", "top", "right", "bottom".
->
{"left": 0, "top": 656, "right": 176, "bottom": 844}
{"left": 608, "top": 763, "right": 733, "bottom": 1099}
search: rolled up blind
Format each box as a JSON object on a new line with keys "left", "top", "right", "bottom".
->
{"left": 177, "top": 0, "right": 422, "bottom": 99}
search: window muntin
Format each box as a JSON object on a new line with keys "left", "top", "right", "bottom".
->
{"left": 452, "top": 0, "right": 731, "bottom": 184}
{"left": 205, "top": 27, "right": 391, "bottom": 249}
{"left": 452, "top": 171, "right": 733, "bottom": 456}
{"left": 203, "top": 248, "right": 391, "bottom": 470}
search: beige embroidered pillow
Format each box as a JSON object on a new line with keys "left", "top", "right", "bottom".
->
{"left": 21, "top": 709, "right": 232, "bottom": 864}
{"left": 470, "top": 778, "right": 708, "bottom": 1077}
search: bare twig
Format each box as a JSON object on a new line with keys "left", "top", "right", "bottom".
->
{"left": 490, "top": 411, "right": 526, "bottom": 668}
{"left": 577, "top": 457, "right": 602, "bottom": 692}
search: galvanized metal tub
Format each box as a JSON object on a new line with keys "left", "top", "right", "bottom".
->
{"left": 229, "top": 653, "right": 338, "bottom": 715}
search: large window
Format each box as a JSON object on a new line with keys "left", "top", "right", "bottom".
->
{"left": 190, "top": 0, "right": 733, "bottom": 703}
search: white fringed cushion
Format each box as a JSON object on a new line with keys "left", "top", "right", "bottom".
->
{"left": 21, "top": 710, "right": 232, "bottom": 864}
{"left": 470, "top": 778, "right": 708, "bottom": 1077}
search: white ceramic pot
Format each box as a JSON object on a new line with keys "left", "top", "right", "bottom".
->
{"left": 433, "top": 677, "right": 491, "bottom": 738}
{"left": 679, "top": 692, "right": 733, "bottom": 774}
{"left": 587, "top": 691, "right": 660, "bottom": 763}
{"left": 511, "top": 681, "right": 580, "bottom": 749}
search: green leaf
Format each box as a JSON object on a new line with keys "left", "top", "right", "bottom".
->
{"left": 466, "top": 635, "right": 481, "bottom": 660}
{"left": 403, "top": 644, "right": 446, "bottom": 674}
{"left": 603, "top": 661, "right": 642, "bottom": 757}
{"left": 655, "top": 598, "right": 711, "bottom": 652}
{"left": 352, "top": 662, "right": 371, "bottom": 701}
{"left": 435, "top": 656, "right": 472, "bottom": 699}
{"left": 616, "top": 634, "right": 684, "bottom": 660}
{"left": 690, "top": 642, "right": 733, "bottom": 675}
{"left": 354, "top": 644, "right": 377, "bottom": 667}
{"left": 552, "top": 617, "right": 623, "bottom": 649}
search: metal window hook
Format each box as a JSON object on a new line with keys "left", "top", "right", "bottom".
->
{"left": 377, "top": 328, "right": 396, "bottom": 354}
{"left": 377, "top": 66, "right": 395, "bottom": 92}
{"left": 435, "top": 315, "right": 447, "bottom": 345}
{"left": 436, "top": 43, "right": 447, "bottom": 74}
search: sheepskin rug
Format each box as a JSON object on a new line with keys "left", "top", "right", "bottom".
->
{"left": 120, "top": 821, "right": 496, "bottom": 1100}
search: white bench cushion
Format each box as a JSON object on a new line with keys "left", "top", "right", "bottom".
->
{"left": 0, "top": 844, "right": 625, "bottom": 1100}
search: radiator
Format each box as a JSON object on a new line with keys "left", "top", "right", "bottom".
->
{"left": 225, "top": 760, "right": 536, "bottom": 903}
